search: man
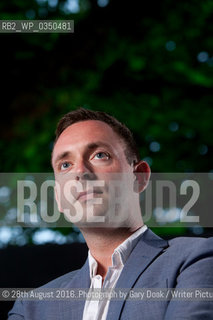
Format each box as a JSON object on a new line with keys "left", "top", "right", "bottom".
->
{"left": 8, "top": 108, "right": 213, "bottom": 319}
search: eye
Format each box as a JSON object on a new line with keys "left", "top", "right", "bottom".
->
{"left": 60, "top": 162, "right": 71, "bottom": 171}
{"left": 93, "top": 152, "right": 110, "bottom": 160}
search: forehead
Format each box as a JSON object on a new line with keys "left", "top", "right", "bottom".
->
{"left": 52, "top": 120, "right": 124, "bottom": 160}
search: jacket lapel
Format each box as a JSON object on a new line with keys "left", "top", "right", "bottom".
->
{"left": 106, "top": 229, "right": 168, "bottom": 320}
{"left": 59, "top": 259, "right": 90, "bottom": 320}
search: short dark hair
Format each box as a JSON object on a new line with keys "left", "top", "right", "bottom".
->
{"left": 54, "top": 108, "right": 140, "bottom": 164}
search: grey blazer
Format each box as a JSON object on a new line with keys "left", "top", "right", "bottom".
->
{"left": 8, "top": 229, "right": 213, "bottom": 320}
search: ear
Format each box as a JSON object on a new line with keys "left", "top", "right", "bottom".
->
{"left": 134, "top": 161, "right": 151, "bottom": 193}
{"left": 54, "top": 183, "right": 63, "bottom": 213}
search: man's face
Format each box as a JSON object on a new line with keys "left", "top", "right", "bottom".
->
{"left": 52, "top": 120, "right": 140, "bottom": 227}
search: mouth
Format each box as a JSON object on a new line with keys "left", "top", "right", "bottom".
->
{"left": 77, "top": 190, "right": 103, "bottom": 201}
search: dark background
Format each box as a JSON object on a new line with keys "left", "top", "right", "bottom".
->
{"left": 0, "top": 0, "right": 213, "bottom": 318}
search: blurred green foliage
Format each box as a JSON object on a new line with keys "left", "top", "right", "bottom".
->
{"left": 0, "top": 0, "right": 212, "bottom": 173}
{"left": 0, "top": 0, "right": 213, "bottom": 242}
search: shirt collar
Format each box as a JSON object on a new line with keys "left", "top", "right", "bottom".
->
{"left": 88, "top": 225, "right": 147, "bottom": 278}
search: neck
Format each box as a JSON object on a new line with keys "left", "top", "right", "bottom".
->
{"left": 80, "top": 224, "right": 143, "bottom": 279}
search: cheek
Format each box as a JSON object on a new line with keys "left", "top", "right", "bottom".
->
{"left": 99, "top": 161, "right": 124, "bottom": 173}
{"left": 94, "top": 161, "right": 132, "bottom": 185}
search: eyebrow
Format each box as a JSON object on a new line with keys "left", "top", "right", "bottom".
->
{"left": 52, "top": 151, "right": 71, "bottom": 168}
{"left": 52, "top": 141, "right": 112, "bottom": 168}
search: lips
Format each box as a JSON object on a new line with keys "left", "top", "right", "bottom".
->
{"left": 77, "top": 190, "right": 103, "bottom": 201}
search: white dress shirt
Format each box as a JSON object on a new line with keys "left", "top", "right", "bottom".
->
{"left": 82, "top": 225, "right": 147, "bottom": 320}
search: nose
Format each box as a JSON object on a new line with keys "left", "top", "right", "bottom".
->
{"left": 74, "top": 160, "right": 95, "bottom": 181}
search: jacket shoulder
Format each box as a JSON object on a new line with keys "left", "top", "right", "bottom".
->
{"left": 168, "top": 235, "right": 213, "bottom": 248}
{"left": 168, "top": 236, "right": 213, "bottom": 260}
{"left": 39, "top": 269, "right": 80, "bottom": 289}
